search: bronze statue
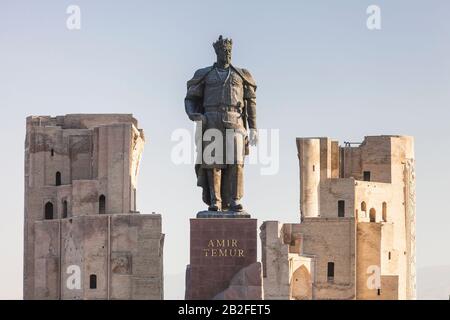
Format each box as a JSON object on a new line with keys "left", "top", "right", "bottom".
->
{"left": 185, "top": 35, "right": 258, "bottom": 214}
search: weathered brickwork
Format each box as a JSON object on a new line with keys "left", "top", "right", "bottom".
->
{"left": 261, "top": 136, "right": 416, "bottom": 300}
{"left": 24, "top": 114, "right": 164, "bottom": 300}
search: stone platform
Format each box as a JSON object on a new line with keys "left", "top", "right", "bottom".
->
{"left": 196, "top": 210, "right": 251, "bottom": 219}
{"left": 185, "top": 218, "right": 262, "bottom": 300}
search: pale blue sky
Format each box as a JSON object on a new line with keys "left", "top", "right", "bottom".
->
{"left": 1, "top": 0, "right": 449, "bottom": 299}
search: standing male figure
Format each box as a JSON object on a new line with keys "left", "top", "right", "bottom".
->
{"left": 185, "top": 35, "right": 258, "bottom": 213}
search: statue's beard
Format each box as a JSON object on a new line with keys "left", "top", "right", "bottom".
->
{"left": 217, "top": 54, "right": 231, "bottom": 67}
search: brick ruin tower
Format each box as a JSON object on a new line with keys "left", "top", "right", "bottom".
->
{"left": 23, "top": 114, "right": 164, "bottom": 299}
{"left": 260, "top": 135, "right": 416, "bottom": 300}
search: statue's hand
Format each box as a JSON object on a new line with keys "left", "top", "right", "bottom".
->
{"left": 249, "top": 129, "right": 258, "bottom": 146}
{"left": 189, "top": 113, "right": 207, "bottom": 124}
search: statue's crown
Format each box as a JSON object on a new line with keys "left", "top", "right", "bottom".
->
{"left": 213, "top": 35, "right": 233, "bottom": 52}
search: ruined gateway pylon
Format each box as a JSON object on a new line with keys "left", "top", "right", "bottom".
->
{"left": 23, "top": 114, "right": 164, "bottom": 300}
{"left": 260, "top": 135, "right": 416, "bottom": 300}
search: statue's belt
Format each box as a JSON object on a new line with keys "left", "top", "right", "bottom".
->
{"left": 203, "top": 105, "right": 242, "bottom": 113}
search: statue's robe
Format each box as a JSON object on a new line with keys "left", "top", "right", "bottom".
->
{"left": 185, "top": 64, "right": 257, "bottom": 207}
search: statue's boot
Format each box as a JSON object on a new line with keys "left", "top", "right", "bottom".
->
{"left": 207, "top": 168, "right": 222, "bottom": 211}
{"left": 229, "top": 164, "right": 244, "bottom": 212}
{"left": 230, "top": 199, "right": 243, "bottom": 212}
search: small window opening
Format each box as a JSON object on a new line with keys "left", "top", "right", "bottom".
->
{"left": 99, "top": 195, "right": 106, "bottom": 214}
{"left": 63, "top": 200, "right": 68, "bottom": 219}
{"left": 382, "top": 202, "right": 387, "bottom": 222}
{"left": 56, "top": 171, "right": 61, "bottom": 186}
{"left": 327, "top": 262, "right": 335, "bottom": 283}
{"left": 369, "top": 208, "right": 376, "bottom": 222}
{"left": 338, "top": 200, "right": 345, "bottom": 217}
{"left": 45, "top": 202, "right": 54, "bottom": 220}
{"left": 89, "top": 274, "right": 97, "bottom": 289}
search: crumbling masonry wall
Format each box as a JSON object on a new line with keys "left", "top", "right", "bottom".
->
{"left": 24, "top": 114, "right": 163, "bottom": 300}
{"left": 261, "top": 135, "right": 415, "bottom": 300}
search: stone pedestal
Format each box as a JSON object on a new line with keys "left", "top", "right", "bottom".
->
{"left": 185, "top": 217, "right": 261, "bottom": 300}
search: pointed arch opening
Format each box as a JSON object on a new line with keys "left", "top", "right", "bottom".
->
{"left": 291, "top": 265, "right": 312, "bottom": 300}
{"left": 327, "top": 262, "right": 335, "bottom": 283}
